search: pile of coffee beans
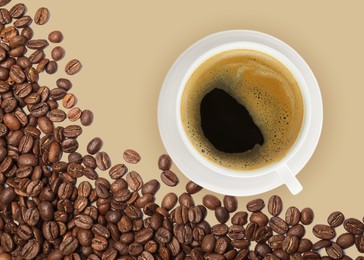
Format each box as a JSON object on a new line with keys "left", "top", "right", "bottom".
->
{"left": 0, "top": 1, "right": 363, "bottom": 259}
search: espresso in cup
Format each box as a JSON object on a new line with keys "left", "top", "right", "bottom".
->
{"left": 181, "top": 49, "right": 304, "bottom": 170}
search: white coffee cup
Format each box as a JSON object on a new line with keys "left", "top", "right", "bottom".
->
{"left": 158, "top": 30, "right": 322, "bottom": 196}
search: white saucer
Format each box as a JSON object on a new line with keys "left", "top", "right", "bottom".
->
{"left": 158, "top": 30, "right": 322, "bottom": 196}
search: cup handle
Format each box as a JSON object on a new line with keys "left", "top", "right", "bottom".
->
{"left": 276, "top": 164, "right": 302, "bottom": 195}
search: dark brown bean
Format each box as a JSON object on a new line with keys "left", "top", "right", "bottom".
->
{"left": 343, "top": 218, "right": 364, "bottom": 235}
{"left": 246, "top": 198, "right": 265, "bottom": 212}
{"left": 336, "top": 232, "right": 355, "bottom": 249}
{"left": 268, "top": 195, "right": 283, "bottom": 216}
{"left": 123, "top": 149, "right": 141, "bottom": 164}
{"left": 161, "top": 170, "right": 179, "bottom": 187}
{"left": 300, "top": 207, "right": 314, "bottom": 225}
{"left": 65, "top": 59, "right": 82, "bottom": 75}
{"left": 158, "top": 154, "right": 172, "bottom": 170}
{"left": 285, "top": 206, "right": 300, "bottom": 226}
{"left": 313, "top": 224, "right": 336, "bottom": 239}
{"left": 48, "top": 30, "right": 63, "bottom": 43}
{"left": 202, "top": 194, "right": 221, "bottom": 210}
{"left": 34, "top": 7, "right": 49, "bottom": 25}
{"left": 185, "top": 180, "right": 202, "bottom": 194}
{"left": 80, "top": 109, "right": 93, "bottom": 126}
{"left": 328, "top": 211, "right": 345, "bottom": 227}
{"left": 223, "top": 195, "right": 238, "bottom": 213}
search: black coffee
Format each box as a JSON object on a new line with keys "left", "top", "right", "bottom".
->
{"left": 200, "top": 88, "right": 264, "bottom": 153}
{"left": 181, "top": 49, "right": 304, "bottom": 170}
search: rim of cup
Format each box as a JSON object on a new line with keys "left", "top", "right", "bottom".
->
{"left": 176, "top": 41, "right": 311, "bottom": 178}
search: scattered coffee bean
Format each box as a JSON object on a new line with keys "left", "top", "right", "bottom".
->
{"left": 268, "top": 195, "right": 283, "bottom": 216}
{"left": 301, "top": 207, "right": 314, "bottom": 225}
{"left": 328, "top": 211, "right": 345, "bottom": 227}
{"left": 34, "top": 7, "right": 49, "bottom": 25}
{"left": 158, "top": 153, "right": 172, "bottom": 170}
{"left": 123, "top": 148, "right": 141, "bottom": 164}
{"left": 223, "top": 195, "right": 238, "bottom": 213}
{"left": 80, "top": 109, "right": 93, "bottom": 126}
{"left": 247, "top": 198, "right": 265, "bottom": 212}
{"left": 51, "top": 46, "right": 65, "bottom": 61}
{"left": 202, "top": 194, "right": 221, "bottom": 210}
{"left": 65, "top": 58, "right": 82, "bottom": 75}
{"left": 344, "top": 218, "right": 364, "bottom": 235}
{"left": 160, "top": 169, "right": 179, "bottom": 186}
{"left": 48, "top": 30, "right": 63, "bottom": 43}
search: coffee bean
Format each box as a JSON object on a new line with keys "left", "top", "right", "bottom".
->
{"left": 80, "top": 109, "right": 93, "bottom": 126}
{"left": 158, "top": 154, "right": 172, "bottom": 170}
{"left": 86, "top": 137, "right": 103, "bottom": 155}
{"left": 161, "top": 170, "right": 179, "bottom": 187}
{"left": 162, "top": 192, "right": 178, "bottom": 211}
{"left": 250, "top": 212, "right": 269, "bottom": 227}
{"left": 22, "top": 239, "right": 40, "bottom": 259}
{"left": 10, "top": 3, "right": 26, "bottom": 19}
{"left": 285, "top": 206, "right": 301, "bottom": 226}
{"left": 155, "top": 227, "right": 172, "bottom": 244}
{"left": 126, "top": 171, "right": 143, "bottom": 191}
{"left": 123, "top": 149, "right": 141, "bottom": 164}
{"left": 0, "top": 0, "right": 10, "bottom": 7}
{"left": 268, "top": 195, "right": 283, "bottom": 216}
{"left": 355, "top": 235, "right": 364, "bottom": 253}
{"left": 185, "top": 180, "right": 202, "bottom": 195}
{"left": 344, "top": 218, "right": 364, "bottom": 235}
{"left": 50, "top": 46, "right": 65, "bottom": 61}
{"left": 336, "top": 232, "right": 355, "bottom": 249}
{"left": 141, "top": 179, "right": 160, "bottom": 195}
{"left": 202, "top": 194, "right": 221, "bottom": 210}
{"left": 326, "top": 242, "right": 344, "bottom": 259}
{"left": 300, "top": 207, "right": 314, "bottom": 225}
{"left": 247, "top": 198, "right": 265, "bottom": 212}
{"left": 34, "top": 7, "right": 49, "bottom": 25}
{"left": 269, "top": 216, "right": 288, "bottom": 234}
{"left": 328, "top": 211, "right": 345, "bottom": 227}
{"left": 287, "top": 224, "right": 306, "bottom": 238}
{"left": 56, "top": 78, "right": 72, "bottom": 90}
{"left": 67, "top": 107, "right": 82, "bottom": 121}
{"left": 215, "top": 207, "right": 229, "bottom": 224}
{"left": 282, "top": 235, "right": 299, "bottom": 254}
{"left": 313, "top": 224, "right": 336, "bottom": 239}
{"left": 95, "top": 151, "right": 111, "bottom": 171}
{"left": 65, "top": 59, "right": 82, "bottom": 75}
{"left": 312, "top": 239, "right": 332, "bottom": 250}
{"left": 223, "top": 195, "right": 238, "bottom": 213}
{"left": 48, "top": 30, "right": 63, "bottom": 43}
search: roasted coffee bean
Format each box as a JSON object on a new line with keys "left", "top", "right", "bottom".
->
{"left": 268, "top": 195, "right": 283, "bottom": 216}
{"left": 215, "top": 206, "right": 229, "bottom": 224}
{"left": 223, "top": 195, "right": 238, "bottom": 213}
{"left": 285, "top": 206, "right": 301, "bottom": 226}
{"left": 336, "top": 232, "right": 355, "bottom": 249}
{"left": 0, "top": 8, "right": 11, "bottom": 25}
{"left": 158, "top": 154, "right": 172, "bottom": 170}
{"left": 185, "top": 180, "right": 202, "bottom": 194}
{"left": 95, "top": 151, "right": 111, "bottom": 171}
{"left": 179, "top": 192, "right": 195, "bottom": 208}
{"left": 269, "top": 216, "right": 289, "bottom": 234}
{"left": 287, "top": 224, "right": 306, "bottom": 238}
{"left": 50, "top": 47, "right": 65, "bottom": 62}
{"left": 247, "top": 198, "right": 265, "bottom": 212}
{"left": 87, "top": 137, "right": 103, "bottom": 155}
{"left": 141, "top": 179, "right": 160, "bottom": 195}
{"left": 162, "top": 192, "right": 178, "bottom": 211}
{"left": 326, "top": 242, "right": 344, "bottom": 259}
{"left": 313, "top": 224, "right": 336, "bottom": 239}
{"left": 75, "top": 215, "right": 93, "bottom": 229}
{"left": 161, "top": 170, "right": 179, "bottom": 187}
{"left": 62, "top": 92, "right": 76, "bottom": 109}
{"left": 282, "top": 235, "right": 299, "bottom": 254}
{"left": 250, "top": 212, "right": 269, "bottom": 227}
{"left": 22, "top": 239, "right": 40, "bottom": 259}
{"left": 48, "top": 30, "right": 63, "bottom": 43}
{"left": 108, "top": 163, "right": 127, "bottom": 179}
{"left": 10, "top": 3, "right": 26, "bottom": 18}
{"left": 355, "top": 235, "right": 364, "bottom": 253}
{"left": 34, "top": 7, "right": 49, "bottom": 25}
{"left": 343, "top": 218, "right": 364, "bottom": 235}
{"left": 56, "top": 78, "right": 72, "bottom": 90}
{"left": 300, "top": 207, "right": 314, "bottom": 225}
{"left": 45, "top": 60, "right": 57, "bottom": 74}
{"left": 202, "top": 194, "right": 221, "bottom": 210}
{"left": 80, "top": 109, "right": 93, "bottom": 126}
{"left": 312, "top": 239, "right": 332, "bottom": 250}
{"left": 231, "top": 211, "right": 248, "bottom": 226}
{"left": 126, "top": 171, "right": 143, "bottom": 191}
{"left": 67, "top": 107, "right": 82, "bottom": 121}
{"left": 27, "top": 39, "right": 48, "bottom": 50}
{"left": 328, "top": 211, "right": 345, "bottom": 227}
{"left": 123, "top": 149, "right": 141, "bottom": 164}
{"left": 65, "top": 59, "right": 82, "bottom": 75}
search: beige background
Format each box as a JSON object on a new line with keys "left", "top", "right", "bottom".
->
{"left": 16, "top": 0, "right": 364, "bottom": 256}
